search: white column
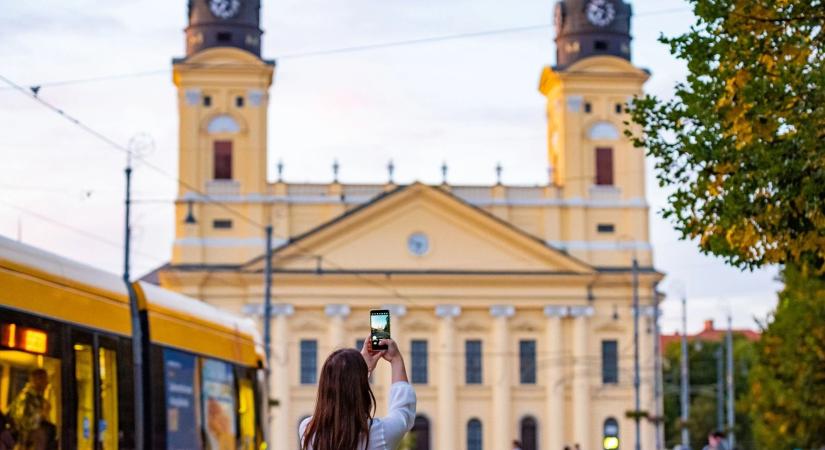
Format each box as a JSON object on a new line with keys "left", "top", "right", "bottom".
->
{"left": 544, "top": 305, "right": 568, "bottom": 450}
{"left": 270, "top": 303, "right": 294, "bottom": 450}
{"left": 382, "top": 304, "right": 408, "bottom": 403}
{"left": 571, "top": 305, "right": 594, "bottom": 450}
{"left": 325, "top": 304, "right": 350, "bottom": 352}
{"left": 491, "top": 305, "right": 515, "bottom": 450}
{"left": 436, "top": 304, "right": 461, "bottom": 450}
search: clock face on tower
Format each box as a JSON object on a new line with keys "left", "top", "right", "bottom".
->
{"left": 585, "top": 0, "right": 615, "bottom": 27}
{"left": 209, "top": 0, "right": 241, "bottom": 19}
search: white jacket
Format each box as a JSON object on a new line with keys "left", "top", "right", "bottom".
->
{"left": 299, "top": 381, "right": 417, "bottom": 450}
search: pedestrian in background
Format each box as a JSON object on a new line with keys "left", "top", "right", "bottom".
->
{"left": 702, "top": 430, "right": 728, "bottom": 450}
{"left": 8, "top": 369, "right": 56, "bottom": 450}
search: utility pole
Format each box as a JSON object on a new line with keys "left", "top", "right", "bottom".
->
{"left": 653, "top": 288, "right": 664, "bottom": 450}
{"left": 680, "top": 291, "right": 690, "bottom": 450}
{"left": 726, "top": 314, "right": 735, "bottom": 449}
{"left": 715, "top": 347, "right": 724, "bottom": 431}
{"left": 263, "top": 225, "right": 274, "bottom": 364}
{"left": 123, "top": 152, "right": 145, "bottom": 450}
{"left": 632, "top": 256, "right": 641, "bottom": 450}
{"left": 262, "top": 223, "right": 274, "bottom": 450}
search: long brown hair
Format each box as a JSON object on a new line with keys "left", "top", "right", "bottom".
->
{"left": 302, "top": 348, "right": 376, "bottom": 450}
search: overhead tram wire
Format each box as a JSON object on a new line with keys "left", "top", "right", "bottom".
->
{"left": 1, "top": 72, "right": 421, "bottom": 306}
{"left": 0, "top": 6, "right": 690, "bottom": 91}
{"left": 0, "top": 74, "right": 266, "bottom": 230}
{"left": 0, "top": 199, "right": 165, "bottom": 264}
{"left": 1, "top": 0, "right": 685, "bottom": 304}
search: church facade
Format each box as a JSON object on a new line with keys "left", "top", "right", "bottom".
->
{"left": 150, "top": 0, "right": 664, "bottom": 449}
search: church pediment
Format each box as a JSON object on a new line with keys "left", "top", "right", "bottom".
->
{"left": 245, "top": 183, "right": 593, "bottom": 274}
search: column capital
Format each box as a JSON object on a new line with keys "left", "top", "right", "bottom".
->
{"left": 544, "top": 305, "right": 570, "bottom": 317}
{"left": 490, "top": 305, "right": 515, "bottom": 318}
{"left": 242, "top": 303, "right": 294, "bottom": 317}
{"left": 325, "top": 304, "right": 351, "bottom": 318}
{"left": 435, "top": 304, "right": 461, "bottom": 318}
{"left": 569, "top": 305, "right": 594, "bottom": 317}
{"left": 381, "top": 304, "right": 408, "bottom": 317}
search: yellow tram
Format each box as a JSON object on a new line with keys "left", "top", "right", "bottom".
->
{"left": 0, "top": 235, "right": 266, "bottom": 450}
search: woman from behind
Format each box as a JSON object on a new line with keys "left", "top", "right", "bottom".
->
{"left": 299, "top": 337, "right": 416, "bottom": 450}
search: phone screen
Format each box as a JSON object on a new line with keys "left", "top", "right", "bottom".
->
{"left": 370, "top": 310, "right": 391, "bottom": 350}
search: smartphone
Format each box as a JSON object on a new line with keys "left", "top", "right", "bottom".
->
{"left": 370, "top": 309, "right": 391, "bottom": 350}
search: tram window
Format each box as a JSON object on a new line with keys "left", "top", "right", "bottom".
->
{"left": 238, "top": 377, "right": 256, "bottom": 450}
{"left": 0, "top": 350, "right": 62, "bottom": 449}
{"left": 75, "top": 344, "right": 95, "bottom": 450}
{"left": 201, "top": 359, "right": 237, "bottom": 450}
{"left": 99, "top": 347, "right": 119, "bottom": 450}
{"left": 164, "top": 349, "right": 200, "bottom": 449}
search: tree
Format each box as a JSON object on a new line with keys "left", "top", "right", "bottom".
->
{"left": 626, "top": 0, "right": 825, "bottom": 274}
{"left": 748, "top": 265, "right": 825, "bottom": 448}
{"left": 662, "top": 337, "right": 756, "bottom": 449}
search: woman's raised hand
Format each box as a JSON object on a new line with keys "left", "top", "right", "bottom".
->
{"left": 379, "top": 339, "right": 401, "bottom": 362}
{"left": 360, "top": 336, "right": 385, "bottom": 374}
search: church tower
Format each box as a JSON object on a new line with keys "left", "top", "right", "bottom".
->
{"left": 172, "top": 0, "right": 274, "bottom": 265}
{"left": 540, "top": 0, "right": 653, "bottom": 268}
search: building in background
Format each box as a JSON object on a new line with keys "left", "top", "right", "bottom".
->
{"left": 660, "top": 319, "right": 760, "bottom": 350}
{"left": 145, "top": 0, "right": 663, "bottom": 448}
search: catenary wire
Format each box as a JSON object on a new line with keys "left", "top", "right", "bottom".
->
{"left": 0, "top": 7, "right": 690, "bottom": 91}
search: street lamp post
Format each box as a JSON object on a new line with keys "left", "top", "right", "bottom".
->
{"left": 726, "top": 314, "right": 735, "bottom": 449}
{"left": 263, "top": 225, "right": 274, "bottom": 374}
{"left": 123, "top": 152, "right": 146, "bottom": 450}
{"left": 653, "top": 288, "right": 663, "bottom": 450}
{"left": 632, "top": 256, "right": 641, "bottom": 450}
{"left": 680, "top": 292, "right": 690, "bottom": 450}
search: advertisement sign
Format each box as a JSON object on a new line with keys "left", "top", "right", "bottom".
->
{"left": 164, "top": 349, "right": 198, "bottom": 450}
{"left": 202, "top": 359, "right": 237, "bottom": 450}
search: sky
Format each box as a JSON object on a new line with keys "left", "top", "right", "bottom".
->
{"left": 0, "top": 0, "right": 781, "bottom": 334}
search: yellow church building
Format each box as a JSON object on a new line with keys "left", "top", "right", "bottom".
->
{"left": 147, "top": 0, "right": 665, "bottom": 449}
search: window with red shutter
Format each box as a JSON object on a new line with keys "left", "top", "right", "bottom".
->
{"left": 213, "top": 141, "right": 232, "bottom": 180}
{"left": 595, "top": 147, "right": 614, "bottom": 185}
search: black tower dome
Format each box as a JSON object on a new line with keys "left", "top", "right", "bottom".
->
{"left": 185, "top": 0, "right": 263, "bottom": 57}
{"left": 553, "top": 0, "right": 632, "bottom": 69}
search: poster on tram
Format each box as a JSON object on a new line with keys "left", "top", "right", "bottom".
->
{"left": 202, "top": 358, "right": 237, "bottom": 450}
{"left": 164, "top": 349, "right": 198, "bottom": 450}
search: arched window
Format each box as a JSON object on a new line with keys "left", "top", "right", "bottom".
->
{"left": 410, "top": 415, "right": 431, "bottom": 450}
{"left": 603, "top": 417, "right": 620, "bottom": 450}
{"left": 520, "top": 416, "right": 538, "bottom": 450}
{"left": 587, "top": 121, "right": 620, "bottom": 140}
{"left": 207, "top": 114, "right": 241, "bottom": 134}
{"left": 467, "top": 418, "right": 483, "bottom": 450}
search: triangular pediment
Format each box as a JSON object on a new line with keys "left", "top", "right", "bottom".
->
{"left": 245, "top": 183, "right": 593, "bottom": 274}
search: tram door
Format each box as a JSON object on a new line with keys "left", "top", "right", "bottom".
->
{"left": 72, "top": 332, "right": 119, "bottom": 450}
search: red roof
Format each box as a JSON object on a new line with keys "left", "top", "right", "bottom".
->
{"left": 660, "top": 319, "right": 760, "bottom": 351}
